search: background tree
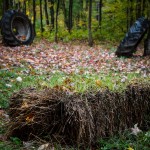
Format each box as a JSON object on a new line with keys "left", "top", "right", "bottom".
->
{"left": 44, "top": 0, "right": 49, "bottom": 26}
{"left": 68, "top": 0, "right": 73, "bottom": 33}
{"left": 33, "top": 0, "right": 36, "bottom": 35}
{"left": 88, "top": 0, "right": 93, "bottom": 46}
{"left": 40, "top": 0, "right": 44, "bottom": 35}
{"left": 48, "top": 0, "right": 55, "bottom": 29}
{"left": 2, "top": 0, "right": 9, "bottom": 15}
{"left": 55, "top": 0, "right": 60, "bottom": 42}
{"left": 0, "top": 0, "right": 150, "bottom": 43}
{"left": 96, "top": 0, "right": 102, "bottom": 28}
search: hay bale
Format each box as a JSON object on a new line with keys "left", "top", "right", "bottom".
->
{"left": 7, "top": 87, "right": 94, "bottom": 146}
{"left": 7, "top": 82, "right": 150, "bottom": 146}
{"left": 125, "top": 83, "right": 150, "bottom": 130}
{"left": 90, "top": 82, "right": 150, "bottom": 140}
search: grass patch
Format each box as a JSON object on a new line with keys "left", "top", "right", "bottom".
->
{"left": 0, "top": 67, "right": 149, "bottom": 108}
{"left": 99, "top": 130, "right": 150, "bottom": 150}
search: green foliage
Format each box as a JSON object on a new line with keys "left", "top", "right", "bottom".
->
{"left": 0, "top": 143, "right": 20, "bottom": 150}
{"left": 99, "top": 130, "right": 150, "bottom": 150}
{"left": 0, "top": 138, "right": 22, "bottom": 150}
{"left": 10, "top": 137, "right": 22, "bottom": 146}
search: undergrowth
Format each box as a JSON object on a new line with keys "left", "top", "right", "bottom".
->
{"left": 0, "top": 131, "right": 150, "bottom": 150}
{"left": 98, "top": 130, "right": 150, "bottom": 150}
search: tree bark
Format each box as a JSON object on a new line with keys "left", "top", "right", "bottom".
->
{"left": 48, "top": 0, "right": 55, "bottom": 29}
{"left": 136, "top": 0, "right": 141, "bottom": 19}
{"left": 129, "top": 0, "right": 134, "bottom": 26}
{"left": 99, "top": 0, "right": 102, "bottom": 28}
{"left": 126, "top": 0, "right": 129, "bottom": 31}
{"left": 2, "top": 0, "right": 9, "bottom": 14}
{"left": 62, "top": 0, "right": 68, "bottom": 28}
{"left": 68, "top": 0, "right": 73, "bottom": 33}
{"left": 88, "top": 0, "right": 93, "bottom": 47}
{"left": 147, "top": 0, "right": 150, "bottom": 19}
{"left": 33, "top": 0, "right": 36, "bottom": 35}
{"left": 40, "top": 0, "right": 44, "bottom": 35}
{"left": 55, "top": 0, "right": 60, "bottom": 42}
{"left": 86, "top": 0, "right": 89, "bottom": 11}
{"left": 23, "top": 0, "right": 27, "bottom": 14}
{"left": 44, "top": 0, "right": 50, "bottom": 25}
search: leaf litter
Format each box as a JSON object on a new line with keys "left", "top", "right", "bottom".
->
{"left": 0, "top": 40, "right": 149, "bottom": 76}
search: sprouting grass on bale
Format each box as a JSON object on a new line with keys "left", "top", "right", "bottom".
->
{"left": 0, "top": 67, "right": 149, "bottom": 108}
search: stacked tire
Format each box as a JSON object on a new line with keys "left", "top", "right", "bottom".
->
{"left": 0, "top": 10, "right": 34, "bottom": 46}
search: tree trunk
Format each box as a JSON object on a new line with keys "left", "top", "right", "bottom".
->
{"left": 2, "top": 0, "right": 9, "bottom": 14}
{"left": 55, "top": 0, "right": 60, "bottom": 42}
{"left": 99, "top": 0, "right": 102, "bottom": 28}
{"left": 147, "top": 0, "right": 150, "bottom": 19}
{"left": 33, "top": 0, "right": 36, "bottom": 35}
{"left": 44, "top": 0, "right": 50, "bottom": 25}
{"left": 86, "top": 0, "right": 89, "bottom": 11}
{"left": 88, "top": 0, "right": 93, "bottom": 47}
{"left": 129, "top": 0, "right": 134, "bottom": 26}
{"left": 126, "top": 0, "right": 129, "bottom": 31}
{"left": 40, "top": 0, "right": 44, "bottom": 35}
{"left": 136, "top": 0, "right": 141, "bottom": 19}
{"left": 68, "top": 0, "right": 73, "bottom": 33}
{"left": 48, "top": 0, "right": 55, "bottom": 29}
{"left": 62, "top": 0, "right": 68, "bottom": 28}
{"left": 9, "top": 0, "right": 13, "bottom": 9}
{"left": 78, "top": 0, "right": 84, "bottom": 26}
{"left": 23, "top": 0, "right": 27, "bottom": 14}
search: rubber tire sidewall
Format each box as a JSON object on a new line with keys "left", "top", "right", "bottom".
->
{"left": 10, "top": 11, "right": 34, "bottom": 45}
{"left": 1, "top": 10, "right": 34, "bottom": 46}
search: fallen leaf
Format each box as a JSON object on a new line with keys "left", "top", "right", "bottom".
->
{"left": 26, "top": 114, "right": 34, "bottom": 123}
{"left": 96, "top": 80, "right": 102, "bottom": 86}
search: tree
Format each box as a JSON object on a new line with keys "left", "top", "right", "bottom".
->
{"left": 55, "top": 0, "right": 60, "bottom": 42}
{"left": 40, "top": 0, "right": 44, "bottom": 34}
{"left": 96, "top": 0, "right": 102, "bottom": 28}
{"left": 23, "top": 0, "right": 27, "bottom": 14}
{"left": 68, "top": 0, "right": 73, "bottom": 33}
{"left": 62, "top": 0, "right": 73, "bottom": 33}
{"left": 33, "top": 0, "right": 36, "bottom": 35}
{"left": 44, "top": 0, "right": 50, "bottom": 26}
{"left": 88, "top": 0, "right": 93, "bottom": 46}
{"left": 2, "top": 0, "right": 9, "bottom": 14}
{"left": 48, "top": 0, "right": 55, "bottom": 29}
{"left": 1, "top": 0, "right": 149, "bottom": 43}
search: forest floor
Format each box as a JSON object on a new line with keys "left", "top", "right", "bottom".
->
{"left": 0, "top": 40, "right": 150, "bottom": 75}
{"left": 0, "top": 40, "right": 150, "bottom": 149}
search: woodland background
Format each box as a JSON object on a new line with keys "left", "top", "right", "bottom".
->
{"left": 1, "top": 0, "right": 150, "bottom": 45}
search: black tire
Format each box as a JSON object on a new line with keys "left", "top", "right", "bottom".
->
{"left": 116, "top": 17, "right": 149, "bottom": 57}
{"left": 1, "top": 10, "right": 34, "bottom": 46}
